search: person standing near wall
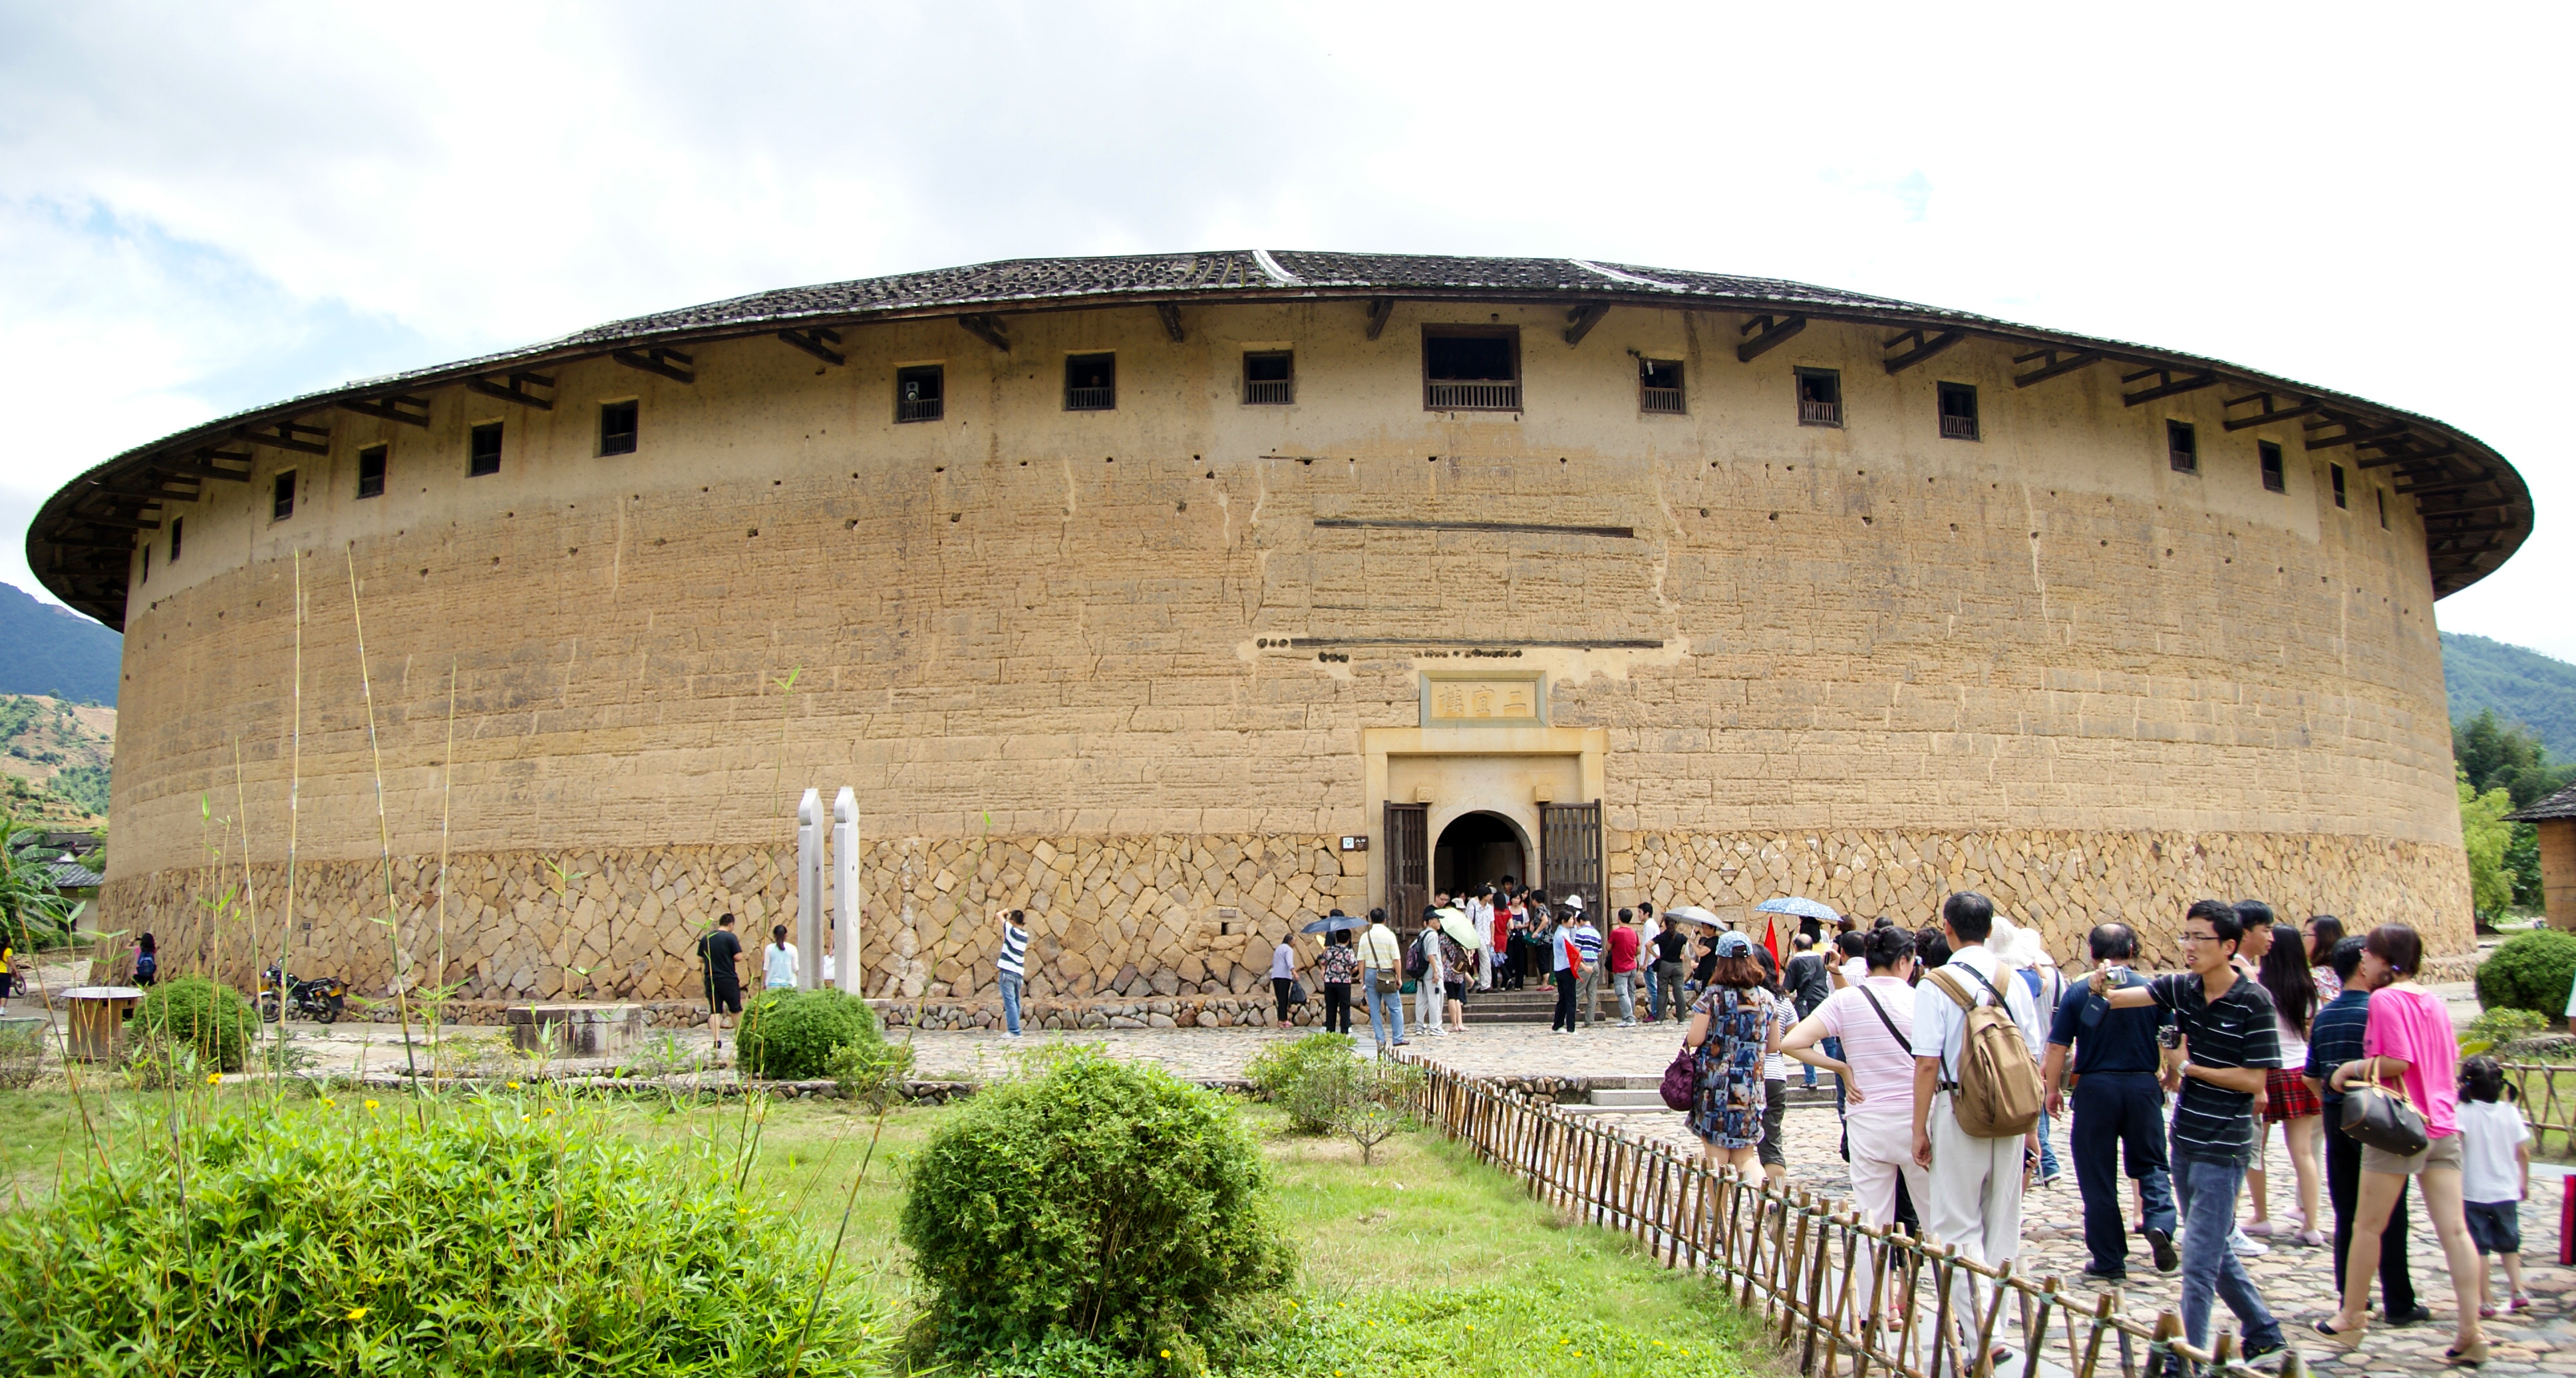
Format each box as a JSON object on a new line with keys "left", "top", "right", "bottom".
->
{"left": 1685, "top": 932, "right": 1780, "bottom": 1174}
{"left": 1651, "top": 916, "right": 1691, "bottom": 1023}
{"left": 1270, "top": 932, "right": 1301, "bottom": 1026}
{"left": 698, "top": 913, "right": 744, "bottom": 1051}
{"left": 1412, "top": 914, "right": 1447, "bottom": 1038}
{"left": 1783, "top": 933, "right": 1831, "bottom": 1087}
{"left": 1568, "top": 898, "right": 1604, "bottom": 1029}
{"left": 1782, "top": 923, "right": 1923, "bottom": 1324}
{"left": 2246, "top": 923, "right": 2325, "bottom": 1245}
{"left": 764, "top": 924, "right": 800, "bottom": 990}
{"left": 993, "top": 908, "right": 1031, "bottom": 1038}
{"left": 1609, "top": 908, "right": 1643, "bottom": 1027}
{"left": 1359, "top": 907, "right": 1407, "bottom": 1051}
{"left": 2303, "top": 936, "right": 2426, "bottom": 1327}
{"left": 1318, "top": 925, "right": 1359, "bottom": 1035}
{"left": 2089, "top": 900, "right": 2287, "bottom": 1369}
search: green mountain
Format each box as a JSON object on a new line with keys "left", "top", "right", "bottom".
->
{"left": 2444, "top": 632, "right": 2576, "bottom": 764}
{"left": 0, "top": 582, "right": 119, "bottom": 706}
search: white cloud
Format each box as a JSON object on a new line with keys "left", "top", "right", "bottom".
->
{"left": 0, "top": 0, "right": 2565, "bottom": 661}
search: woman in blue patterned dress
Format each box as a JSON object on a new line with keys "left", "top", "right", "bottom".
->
{"left": 1685, "top": 930, "right": 1781, "bottom": 1173}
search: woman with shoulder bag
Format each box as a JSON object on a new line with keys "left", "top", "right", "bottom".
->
{"left": 1683, "top": 932, "right": 1781, "bottom": 1174}
{"left": 2313, "top": 924, "right": 2486, "bottom": 1365}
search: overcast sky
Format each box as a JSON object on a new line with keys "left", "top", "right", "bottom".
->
{"left": 2, "top": 3, "right": 2567, "bottom": 659}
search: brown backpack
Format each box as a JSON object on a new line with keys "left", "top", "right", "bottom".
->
{"left": 1926, "top": 965, "right": 2044, "bottom": 1139}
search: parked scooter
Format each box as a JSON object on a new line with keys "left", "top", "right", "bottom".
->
{"left": 258, "top": 966, "right": 348, "bottom": 1024}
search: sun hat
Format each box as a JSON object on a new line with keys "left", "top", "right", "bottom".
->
{"left": 1714, "top": 932, "right": 1754, "bottom": 958}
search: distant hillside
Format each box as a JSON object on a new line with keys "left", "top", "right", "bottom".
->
{"left": 2445, "top": 632, "right": 2576, "bottom": 763}
{"left": 0, "top": 694, "right": 114, "bottom": 826}
{"left": 0, "top": 582, "right": 118, "bottom": 705}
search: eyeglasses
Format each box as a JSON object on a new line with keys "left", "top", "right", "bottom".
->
{"left": 2177, "top": 932, "right": 2219, "bottom": 944}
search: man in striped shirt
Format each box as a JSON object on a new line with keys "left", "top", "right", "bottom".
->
{"left": 1566, "top": 898, "right": 1604, "bottom": 1028}
{"left": 993, "top": 908, "right": 1031, "bottom": 1038}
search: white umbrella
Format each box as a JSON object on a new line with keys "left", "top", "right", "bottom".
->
{"left": 1663, "top": 905, "right": 1723, "bottom": 928}
{"left": 1434, "top": 906, "right": 1478, "bottom": 950}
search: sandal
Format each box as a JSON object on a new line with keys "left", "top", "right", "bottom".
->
{"left": 2310, "top": 1319, "right": 2365, "bottom": 1348}
{"left": 2511, "top": 1294, "right": 2533, "bottom": 1313}
{"left": 2446, "top": 1338, "right": 2490, "bottom": 1367}
{"left": 2243, "top": 1220, "right": 2276, "bottom": 1236}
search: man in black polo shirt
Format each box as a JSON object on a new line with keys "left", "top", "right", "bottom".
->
{"left": 2092, "top": 900, "right": 2285, "bottom": 1368}
{"left": 2304, "top": 936, "right": 2428, "bottom": 1325}
{"left": 2044, "top": 922, "right": 2178, "bottom": 1280}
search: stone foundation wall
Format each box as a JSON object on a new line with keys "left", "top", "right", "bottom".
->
{"left": 110, "top": 824, "right": 2468, "bottom": 1003}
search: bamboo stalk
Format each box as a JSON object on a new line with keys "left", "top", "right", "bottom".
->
{"left": 272, "top": 550, "right": 305, "bottom": 1082}
{"left": 344, "top": 547, "right": 419, "bottom": 1087}
{"left": 230, "top": 737, "right": 257, "bottom": 992}
{"left": 432, "top": 659, "right": 457, "bottom": 1071}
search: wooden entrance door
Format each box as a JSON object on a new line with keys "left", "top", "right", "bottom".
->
{"left": 1384, "top": 802, "right": 1428, "bottom": 924}
{"left": 1540, "top": 801, "right": 1604, "bottom": 916}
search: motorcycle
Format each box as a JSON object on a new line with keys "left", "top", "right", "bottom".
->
{"left": 259, "top": 966, "right": 349, "bottom": 1024}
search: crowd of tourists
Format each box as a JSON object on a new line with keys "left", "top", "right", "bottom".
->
{"left": 1668, "top": 892, "right": 2521, "bottom": 1372}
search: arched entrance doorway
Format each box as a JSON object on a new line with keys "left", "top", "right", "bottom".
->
{"left": 1434, "top": 811, "right": 1526, "bottom": 897}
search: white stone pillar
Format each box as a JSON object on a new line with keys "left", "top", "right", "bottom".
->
{"left": 833, "top": 787, "right": 860, "bottom": 994}
{"left": 796, "top": 788, "right": 823, "bottom": 990}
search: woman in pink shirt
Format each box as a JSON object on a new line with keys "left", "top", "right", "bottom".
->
{"left": 1782, "top": 924, "right": 1923, "bottom": 1325}
{"left": 2316, "top": 923, "right": 2485, "bottom": 1365}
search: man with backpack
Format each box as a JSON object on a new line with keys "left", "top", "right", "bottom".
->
{"left": 2089, "top": 900, "right": 2287, "bottom": 1369}
{"left": 1909, "top": 893, "right": 2046, "bottom": 1338}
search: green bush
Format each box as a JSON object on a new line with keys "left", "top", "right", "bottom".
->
{"left": 0, "top": 1097, "right": 891, "bottom": 1376}
{"left": 0, "top": 1024, "right": 43, "bottom": 1090}
{"left": 736, "top": 986, "right": 885, "bottom": 1081}
{"left": 1243, "top": 1032, "right": 1357, "bottom": 1133}
{"left": 2476, "top": 930, "right": 2576, "bottom": 1020}
{"left": 2462, "top": 1006, "right": 2549, "bottom": 1054}
{"left": 827, "top": 1035, "right": 915, "bottom": 1109}
{"left": 129, "top": 974, "right": 259, "bottom": 1072}
{"left": 901, "top": 1047, "right": 1295, "bottom": 1366}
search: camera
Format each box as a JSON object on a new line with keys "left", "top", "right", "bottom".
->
{"left": 2156, "top": 1025, "right": 2183, "bottom": 1049}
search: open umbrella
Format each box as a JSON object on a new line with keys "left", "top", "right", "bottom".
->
{"left": 1756, "top": 896, "right": 1840, "bottom": 923}
{"left": 1663, "top": 905, "right": 1723, "bottom": 928}
{"left": 1434, "top": 906, "right": 1478, "bottom": 950}
{"left": 1301, "top": 913, "right": 1367, "bottom": 935}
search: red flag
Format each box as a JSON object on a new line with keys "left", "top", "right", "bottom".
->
{"left": 1761, "top": 915, "right": 1780, "bottom": 967}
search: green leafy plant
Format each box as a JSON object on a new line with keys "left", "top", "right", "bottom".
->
{"left": 2461, "top": 771, "right": 2519, "bottom": 920}
{"left": 2462, "top": 1006, "right": 2550, "bottom": 1056}
{"left": 826, "top": 1035, "right": 915, "bottom": 1110}
{"left": 0, "top": 1023, "right": 44, "bottom": 1090}
{"left": 900, "top": 1047, "right": 1295, "bottom": 1366}
{"left": 1319, "top": 1057, "right": 1424, "bottom": 1166}
{"left": 2476, "top": 929, "right": 2576, "bottom": 1020}
{"left": 1243, "top": 1032, "right": 1357, "bottom": 1133}
{"left": 738, "top": 986, "right": 888, "bottom": 1081}
{"left": 129, "top": 973, "right": 259, "bottom": 1073}
{"left": 0, "top": 1096, "right": 893, "bottom": 1375}
{"left": 0, "top": 811, "right": 75, "bottom": 950}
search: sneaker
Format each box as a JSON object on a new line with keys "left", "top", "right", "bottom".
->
{"left": 2385, "top": 1305, "right": 2436, "bottom": 1327}
{"left": 1620, "top": 1019, "right": 1639, "bottom": 1028}
{"left": 2080, "top": 1265, "right": 2129, "bottom": 1284}
{"left": 2144, "top": 1227, "right": 2179, "bottom": 1275}
{"left": 2240, "top": 1337, "right": 2287, "bottom": 1371}
{"left": 2479, "top": 1304, "right": 2498, "bottom": 1320}
{"left": 2512, "top": 1293, "right": 2533, "bottom": 1313}
{"left": 2230, "top": 1233, "right": 2270, "bottom": 1258}
{"left": 2036, "top": 1169, "right": 2064, "bottom": 1187}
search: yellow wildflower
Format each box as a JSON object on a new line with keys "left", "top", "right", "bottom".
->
{"left": 1160, "top": 1350, "right": 1171, "bottom": 1359}
{"left": 363, "top": 1099, "right": 379, "bottom": 1110}
{"left": 506, "top": 1081, "right": 520, "bottom": 1089}
{"left": 345, "top": 1307, "right": 369, "bottom": 1321}
{"left": 206, "top": 1072, "right": 223, "bottom": 1085}
{"left": 323, "top": 1097, "right": 336, "bottom": 1107}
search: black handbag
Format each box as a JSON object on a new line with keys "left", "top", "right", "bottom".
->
{"left": 1289, "top": 979, "right": 1310, "bottom": 1005}
{"left": 2340, "top": 1055, "right": 2430, "bottom": 1157}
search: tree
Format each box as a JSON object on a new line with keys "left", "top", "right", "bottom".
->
{"left": 2461, "top": 770, "right": 2517, "bottom": 921}
{"left": 0, "top": 811, "right": 75, "bottom": 949}
{"left": 2456, "top": 709, "right": 2571, "bottom": 916}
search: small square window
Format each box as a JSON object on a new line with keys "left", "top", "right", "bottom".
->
{"left": 1065, "top": 354, "right": 1116, "bottom": 412}
{"left": 1243, "top": 351, "right": 1294, "bottom": 405}
{"left": 168, "top": 515, "right": 182, "bottom": 564}
{"left": 2331, "top": 463, "right": 2348, "bottom": 509}
{"left": 1639, "top": 359, "right": 1685, "bottom": 414}
{"left": 599, "top": 400, "right": 639, "bottom": 456}
{"left": 273, "top": 471, "right": 297, "bottom": 521}
{"left": 2378, "top": 487, "right": 2389, "bottom": 529}
{"left": 1937, "top": 382, "right": 1979, "bottom": 440}
{"left": 1422, "top": 327, "right": 1520, "bottom": 410}
{"left": 357, "top": 444, "right": 387, "bottom": 499}
{"left": 469, "top": 422, "right": 503, "bottom": 477}
{"left": 896, "top": 365, "right": 944, "bottom": 423}
{"left": 2259, "top": 441, "right": 2285, "bottom": 493}
{"left": 2166, "top": 420, "right": 2197, "bottom": 474}
{"left": 1796, "top": 368, "right": 1841, "bottom": 427}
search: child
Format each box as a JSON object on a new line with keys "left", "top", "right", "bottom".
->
{"left": 2457, "top": 1055, "right": 2532, "bottom": 1318}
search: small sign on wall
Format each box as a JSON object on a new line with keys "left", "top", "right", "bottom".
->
{"left": 1339, "top": 836, "right": 1368, "bottom": 851}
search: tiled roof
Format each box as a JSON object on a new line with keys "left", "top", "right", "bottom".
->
{"left": 41, "top": 859, "right": 102, "bottom": 890}
{"left": 2507, "top": 782, "right": 2576, "bottom": 823}
{"left": 31, "top": 250, "right": 2534, "bottom": 628}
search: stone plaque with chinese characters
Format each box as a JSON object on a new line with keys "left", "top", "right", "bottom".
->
{"left": 1424, "top": 676, "right": 1542, "bottom": 726}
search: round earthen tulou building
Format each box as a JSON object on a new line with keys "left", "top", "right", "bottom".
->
{"left": 31, "top": 251, "right": 2534, "bottom": 1020}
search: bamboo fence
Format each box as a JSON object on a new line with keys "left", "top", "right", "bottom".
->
{"left": 2501, "top": 1061, "right": 2576, "bottom": 1155}
{"left": 1397, "top": 1058, "right": 2305, "bottom": 1378}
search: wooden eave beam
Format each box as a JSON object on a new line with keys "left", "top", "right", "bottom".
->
{"left": 2303, "top": 421, "right": 2410, "bottom": 452}
{"left": 2358, "top": 446, "right": 2457, "bottom": 470}
{"left": 232, "top": 421, "right": 331, "bottom": 456}
{"left": 1881, "top": 328, "right": 1965, "bottom": 374}
{"left": 957, "top": 314, "right": 1011, "bottom": 352}
{"left": 2396, "top": 472, "right": 2496, "bottom": 497}
{"left": 47, "top": 537, "right": 138, "bottom": 551}
{"left": 1736, "top": 313, "right": 1807, "bottom": 363}
{"left": 611, "top": 347, "right": 696, "bottom": 384}
{"left": 337, "top": 394, "right": 432, "bottom": 428}
{"left": 1156, "top": 303, "right": 1186, "bottom": 343}
{"left": 2121, "top": 369, "right": 2220, "bottom": 406}
{"left": 2221, "top": 397, "right": 2323, "bottom": 432}
{"left": 69, "top": 513, "right": 160, "bottom": 531}
{"left": 776, "top": 328, "right": 845, "bottom": 366}
{"left": 1562, "top": 303, "right": 1609, "bottom": 346}
{"left": 2012, "top": 349, "right": 2103, "bottom": 388}
{"left": 1365, "top": 297, "right": 1396, "bottom": 341}
{"left": 468, "top": 372, "right": 556, "bottom": 410}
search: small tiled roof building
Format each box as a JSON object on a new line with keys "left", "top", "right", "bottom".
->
{"left": 2507, "top": 783, "right": 2576, "bottom": 930}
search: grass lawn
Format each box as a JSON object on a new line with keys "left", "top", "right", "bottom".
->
{"left": 0, "top": 1079, "right": 1770, "bottom": 1376}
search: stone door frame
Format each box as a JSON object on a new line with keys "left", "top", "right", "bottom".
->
{"left": 1358, "top": 726, "right": 1609, "bottom": 913}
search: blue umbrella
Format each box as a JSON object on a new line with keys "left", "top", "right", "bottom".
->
{"left": 1756, "top": 896, "right": 1840, "bottom": 922}
{"left": 1301, "top": 913, "right": 1368, "bottom": 934}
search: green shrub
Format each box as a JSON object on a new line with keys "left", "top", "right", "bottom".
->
{"left": 2462, "top": 1005, "right": 2551, "bottom": 1054}
{"left": 901, "top": 1047, "right": 1295, "bottom": 1365}
{"left": 827, "top": 1035, "right": 915, "bottom": 1110}
{"left": 129, "top": 974, "right": 258, "bottom": 1072}
{"left": 736, "top": 986, "right": 884, "bottom": 1081}
{"left": 1317, "top": 1057, "right": 1424, "bottom": 1165}
{"left": 0, "top": 1023, "right": 43, "bottom": 1089}
{"left": 0, "top": 1097, "right": 891, "bottom": 1376}
{"left": 2476, "top": 930, "right": 2576, "bottom": 1020}
{"left": 1243, "top": 1032, "right": 1357, "bottom": 1133}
